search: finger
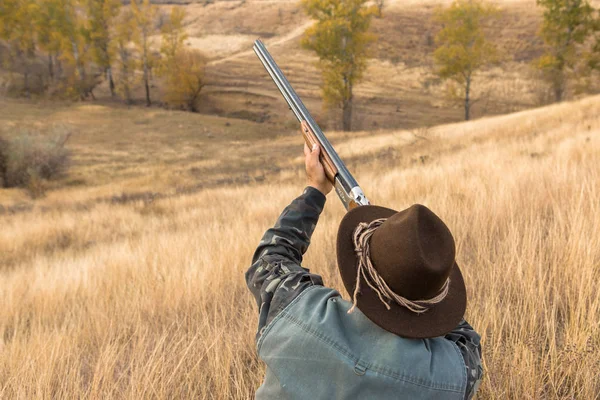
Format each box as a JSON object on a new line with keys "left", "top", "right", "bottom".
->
{"left": 307, "top": 144, "right": 320, "bottom": 167}
{"left": 310, "top": 144, "right": 321, "bottom": 164}
{"left": 304, "top": 144, "right": 314, "bottom": 171}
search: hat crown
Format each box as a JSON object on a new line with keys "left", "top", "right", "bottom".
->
{"left": 369, "top": 204, "right": 456, "bottom": 301}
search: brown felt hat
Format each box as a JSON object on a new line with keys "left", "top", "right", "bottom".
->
{"left": 336, "top": 204, "right": 467, "bottom": 339}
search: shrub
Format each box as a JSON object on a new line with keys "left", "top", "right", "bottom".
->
{"left": 0, "top": 127, "right": 71, "bottom": 194}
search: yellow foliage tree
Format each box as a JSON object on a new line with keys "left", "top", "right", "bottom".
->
{"left": 162, "top": 49, "right": 207, "bottom": 112}
{"left": 157, "top": 7, "right": 205, "bottom": 112}
{"left": 131, "top": 0, "right": 158, "bottom": 107}
{"left": 111, "top": 9, "right": 137, "bottom": 104}
{"left": 35, "top": 0, "right": 64, "bottom": 83}
{"left": 0, "top": 0, "right": 40, "bottom": 97}
{"left": 86, "top": 0, "right": 121, "bottom": 97}
{"left": 53, "top": 0, "right": 96, "bottom": 99}
{"left": 301, "top": 0, "right": 377, "bottom": 131}
{"left": 433, "top": 0, "right": 500, "bottom": 121}
{"left": 159, "top": 7, "right": 187, "bottom": 63}
{"left": 535, "top": 0, "right": 597, "bottom": 102}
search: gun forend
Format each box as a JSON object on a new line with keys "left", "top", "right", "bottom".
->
{"left": 252, "top": 39, "right": 370, "bottom": 210}
{"left": 301, "top": 121, "right": 337, "bottom": 183}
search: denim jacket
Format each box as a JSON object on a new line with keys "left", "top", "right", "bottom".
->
{"left": 246, "top": 187, "right": 483, "bottom": 399}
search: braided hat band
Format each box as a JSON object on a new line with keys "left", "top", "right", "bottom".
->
{"left": 348, "top": 218, "right": 450, "bottom": 315}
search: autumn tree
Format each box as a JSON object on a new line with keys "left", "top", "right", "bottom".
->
{"left": 536, "top": 0, "right": 597, "bottom": 102}
{"left": 35, "top": 0, "right": 64, "bottom": 83}
{"left": 301, "top": 0, "right": 377, "bottom": 131}
{"left": 112, "top": 9, "right": 137, "bottom": 104}
{"left": 131, "top": 0, "right": 157, "bottom": 107}
{"left": 157, "top": 8, "right": 206, "bottom": 111}
{"left": 86, "top": 0, "right": 121, "bottom": 97}
{"left": 433, "top": 0, "right": 500, "bottom": 121}
{"left": 163, "top": 49, "right": 207, "bottom": 112}
{"left": 159, "top": 7, "right": 187, "bottom": 62}
{"left": 53, "top": 0, "right": 96, "bottom": 99}
{"left": 0, "top": 0, "right": 40, "bottom": 97}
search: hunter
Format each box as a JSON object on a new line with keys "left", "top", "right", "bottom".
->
{"left": 246, "top": 143, "right": 483, "bottom": 399}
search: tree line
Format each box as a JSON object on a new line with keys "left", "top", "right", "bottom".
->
{"left": 302, "top": 0, "right": 600, "bottom": 129}
{"left": 0, "top": 0, "right": 206, "bottom": 111}
{"left": 1, "top": 0, "right": 599, "bottom": 129}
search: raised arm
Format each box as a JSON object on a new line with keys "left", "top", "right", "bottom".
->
{"left": 249, "top": 144, "right": 331, "bottom": 267}
{"left": 250, "top": 186, "right": 325, "bottom": 266}
{"left": 245, "top": 144, "right": 333, "bottom": 340}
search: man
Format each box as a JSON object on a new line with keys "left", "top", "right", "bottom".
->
{"left": 246, "top": 143, "right": 483, "bottom": 399}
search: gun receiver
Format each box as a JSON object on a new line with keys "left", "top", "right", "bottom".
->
{"left": 253, "top": 39, "right": 370, "bottom": 210}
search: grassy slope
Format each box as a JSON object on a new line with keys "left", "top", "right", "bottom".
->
{"left": 0, "top": 97, "right": 374, "bottom": 206}
{"left": 80, "top": 0, "right": 558, "bottom": 132}
{"left": 6, "top": 0, "right": 600, "bottom": 130}
{"left": 190, "top": 0, "right": 549, "bottom": 130}
{"left": 0, "top": 95, "right": 599, "bottom": 398}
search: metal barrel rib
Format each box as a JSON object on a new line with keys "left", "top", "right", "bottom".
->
{"left": 252, "top": 47, "right": 302, "bottom": 121}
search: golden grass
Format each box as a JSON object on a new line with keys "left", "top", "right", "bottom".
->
{"left": 1, "top": 95, "right": 599, "bottom": 398}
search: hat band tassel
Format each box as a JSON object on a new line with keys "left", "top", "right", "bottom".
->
{"left": 348, "top": 218, "right": 450, "bottom": 315}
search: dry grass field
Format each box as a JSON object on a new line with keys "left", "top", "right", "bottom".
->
{"left": 0, "top": 93, "right": 599, "bottom": 398}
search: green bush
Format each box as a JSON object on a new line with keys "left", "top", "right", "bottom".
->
{"left": 0, "top": 127, "right": 71, "bottom": 194}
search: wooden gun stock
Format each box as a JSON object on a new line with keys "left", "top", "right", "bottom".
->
{"left": 301, "top": 121, "right": 337, "bottom": 183}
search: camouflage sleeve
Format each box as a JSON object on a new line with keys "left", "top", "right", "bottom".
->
{"left": 245, "top": 186, "right": 326, "bottom": 341}
{"left": 444, "top": 319, "right": 483, "bottom": 400}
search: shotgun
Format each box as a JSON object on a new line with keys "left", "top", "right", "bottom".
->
{"left": 253, "top": 39, "right": 370, "bottom": 210}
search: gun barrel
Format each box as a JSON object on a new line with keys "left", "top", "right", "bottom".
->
{"left": 253, "top": 39, "right": 369, "bottom": 209}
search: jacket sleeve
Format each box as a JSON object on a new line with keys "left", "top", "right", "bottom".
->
{"left": 444, "top": 319, "right": 484, "bottom": 400}
{"left": 245, "top": 187, "right": 326, "bottom": 341}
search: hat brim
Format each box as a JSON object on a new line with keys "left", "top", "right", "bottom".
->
{"left": 336, "top": 205, "right": 467, "bottom": 339}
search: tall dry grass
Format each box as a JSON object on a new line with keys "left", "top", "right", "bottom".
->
{"left": 1, "top": 96, "right": 599, "bottom": 399}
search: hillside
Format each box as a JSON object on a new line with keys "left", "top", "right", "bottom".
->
{"left": 4, "top": 0, "right": 598, "bottom": 130}
{"left": 0, "top": 95, "right": 599, "bottom": 398}
{"left": 176, "top": 0, "right": 552, "bottom": 129}
{"left": 85, "top": 0, "right": 565, "bottom": 131}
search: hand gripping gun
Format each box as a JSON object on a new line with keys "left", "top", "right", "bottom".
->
{"left": 253, "top": 39, "right": 370, "bottom": 210}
